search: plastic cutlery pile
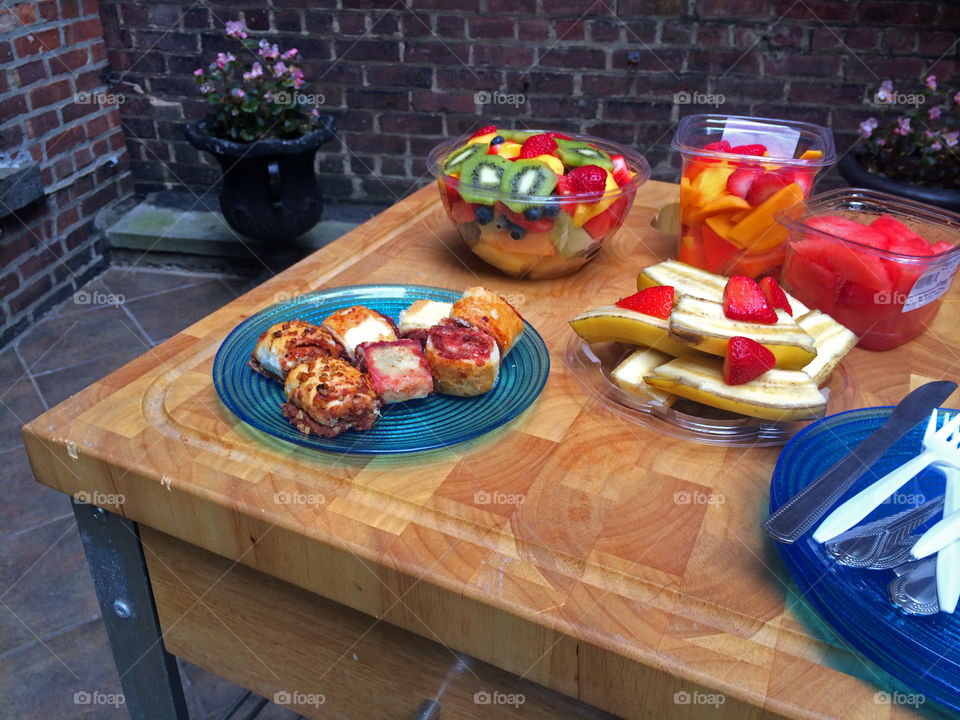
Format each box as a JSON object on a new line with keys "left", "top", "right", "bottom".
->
{"left": 813, "top": 410, "right": 960, "bottom": 615}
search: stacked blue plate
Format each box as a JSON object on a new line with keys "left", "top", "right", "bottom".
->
{"left": 213, "top": 285, "right": 550, "bottom": 454}
{"left": 771, "top": 407, "right": 960, "bottom": 713}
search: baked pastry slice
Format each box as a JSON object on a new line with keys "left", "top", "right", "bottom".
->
{"left": 424, "top": 325, "right": 500, "bottom": 396}
{"left": 321, "top": 305, "right": 398, "bottom": 362}
{"left": 398, "top": 299, "right": 453, "bottom": 340}
{"left": 450, "top": 287, "right": 525, "bottom": 356}
{"left": 360, "top": 339, "right": 434, "bottom": 403}
{"left": 281, "top": 357, "right": 380, "bottom": 437}
{"left": 248, "top": 320, "right": 345, "bottom": 382}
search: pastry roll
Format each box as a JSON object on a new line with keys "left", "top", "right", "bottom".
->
{"left": 398, "top": 300, "right": 453, "bottom": 335}
{"left": 450, "top": 287, "right": 524, "bottom": 356}
{"left": 282, "top": 357, "right": 380, "bottom": 437}
{"left": 424, "top": 325, "right": 500, "bottom": 396}
{"left": 321, "top": 305, "right": 397, "bottom": 361}
{"left": 360, "top": 339, "right": 434, "bottom": 403}
{"left": 249, "top": 320, "right": 345, "bottom": 382}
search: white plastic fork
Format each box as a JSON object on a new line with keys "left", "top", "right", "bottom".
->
{"left": 937, "top": 467, "right": 960, "bottom": 613}
{"left": 813, "top": 410, "right": 960, "bottom": 543}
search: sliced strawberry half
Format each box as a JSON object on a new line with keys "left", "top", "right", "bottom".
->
{"left": 724, "top": 336, "right": 775, "bottom": 385}
{"left": 722, "top": 275, "right": 778, "bottom": 324}
{"left": 610, "top": 154, "right": 632, "bottom": 186}
{"left": 758, "top": 276, "right": 793, "bottom": 315}
{"left": 566, "top": 164, "right": 608, "bottom": 196}
{"left": 546, "top": 131, "right": 572, "bottom": 140}
{"left": 703, "top": 140, "right": 731, "bottom": 152}
{"left": 470, "top": 125, "right": 497, "bottom": 139}
{"left": 615, "top": 286, "right": 675, "bottom": 319}
{"left": 726, "top": 167, "right": 764, "bottom": 199}
{"left": 519, "top": 133, "right": 559, "bottom": 159}
{"left": 790, "top": 168, "right": 816, "bottom": 196}
{"left": 730, "top": 143, "right": 767, "bottom": 156}
{"left": 746, "top": 172, "right": 793, "bottom": 206}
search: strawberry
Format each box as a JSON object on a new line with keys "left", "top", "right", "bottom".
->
{"left": 470, "top": 125, "right": 497, "bottom": 139}
{"left": 703, "top": 140, "right": 731, "bottom": 152}
{"left": 931, "top": 241, "right": 954, "bottom": 254}
{"left": 726, "top": 167, "right": 764, "bottom": 199}
{"left": 566, "top": 165, "right": 608, "bottom": 195}
{"left": 519, "top": 133, "right": 559, "bottom": 159}
{"left": 746, "top": 172, "right": 792, "bottom": 206}
{"left": 610, "top": 154, "right": 632, "bottom": 186}
{"left": 724, "top": 336, "right": 776, "bottom": 385}
{"left": 555, "top": 175, "right": 574, "bottom": 195}
{"left": 722, "top": 275, "right": 778, "bottom": 324}
{"left": 730, "top": 143, "right": 767, "bottom": 156}
{"left": 546, "top": 131, "right": 572, "bottom": 140}
{"left": 615, "top": 286, "right": 674, "bottom": 319}
{"left": 790, "top": 168, "right": 815, "bottom": 196}
{"left": 758, "top": 276, "right": 793, "bottom": 315}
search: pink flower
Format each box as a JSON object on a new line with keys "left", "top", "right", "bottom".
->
{"left": 242, "top": 62, "right": 263, "bottom": 83}
{"left": 273, "top": 62, "right": 288, "bottom": 76}
{"left": 859, "top": 117, "right": 878, "bottom": 138}
{"left": 199, "top": 83, "right": 214, "bottom": 95}
{"left": 894, "top": 116, "right": 911, "bottom": 136}
{"left": 876, "top": 80, "right": 894, "bottom": 103}
{"left": 877, "top": 139, "right": 886, "bottom": 146}
{"left": 932, "top": 142, "right": 942, "bottom": 151}
{"left": 258, "top": 40, "right": 279, "bottom": 60}
{"left": 231, "top": 87, "right": 245, "bottom": 99}
{"left": 291, "top": 67, "right": 304, "bottom": 89}
{"left": 215, "top": 52, "right": 236, "bottom": 69}
{"left": 925, "top": 75, "right": 937, "bottom": 92}
{"left": 194, "top": 68, "right": 204, "bottom": 77}
{"left": 954, "top": 91, "right": 960, "bottom": 107}
{"left": 945, "top": 131, "right": 959, "bottom": 149}
{"left": 282, "top": 48, "right": 299, "bottom": 61}
{"left": 225, "top": 20, "right": 247, "bottom": 39}
{"left": 310, "top": 108, "right": 320, "bottom": 118}
{"left": 930, "top": 107, "right": 942, "bottom": 120}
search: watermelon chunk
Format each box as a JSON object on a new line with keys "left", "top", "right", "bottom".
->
{"left": 807, "top": 216, "right": 888, "bottom": 250}
{"left": 791, "top": 233, "right": 890, "bottom": 291}
{"left": 870, "top": 214, "right": 932, "bottom": 256}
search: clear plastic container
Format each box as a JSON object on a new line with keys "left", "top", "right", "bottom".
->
{"left": 778, "top": 188, "right": 960, "bottom": 350}
{"left": 427, "top": 131, "right": 650, "bottom": 280}
{"left": 671, "top": 114, "right": 836, "bottom": 279}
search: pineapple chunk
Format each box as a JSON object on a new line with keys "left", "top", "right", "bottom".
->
{"left": 611, "top": 348, "right": 676, "bottom": 406}
{"left": 668, "top": 296, "right": 817, "bottom": 370}
{"left": 570, "top": 306, "right": 692, "bottom": 357}
{"left": 637, "top": 259, "right": 810, "bottom": 316}
{"left": 644, "top": 354, "right": 826, "bottom": 421}
{"left": 797, "top": 310, "right": 857, "bottom": 387}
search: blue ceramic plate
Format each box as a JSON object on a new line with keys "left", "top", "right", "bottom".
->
{"left": 771, "top": 407, "right": 960, "bottom": 712}
{"left": 212, "top": 284, "right": 549, "bottom": 455}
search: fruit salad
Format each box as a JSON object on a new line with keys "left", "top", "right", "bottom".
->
{"left": 569, "top": 260, "right": 857, "bottom": 422}
{"left": 428, "top": 128, "right": 650, "bottom": 279}
{"left": 671, "top": 114, "right": 836, "bottom": 279}
{"left": 779, "top": 189, "right": 960, "bottom": 351}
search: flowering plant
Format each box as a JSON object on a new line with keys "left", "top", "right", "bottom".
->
{"left": 856, "top": 75, "right": 959, "bottom": 189}
{"left": 193, "top": 20, "right": 324, "bottom": 142}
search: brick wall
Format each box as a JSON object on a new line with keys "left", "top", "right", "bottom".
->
{"left": 1, "top": 0, "right": 133, "bottom": 346}
{"left": 97, "top": 0, "right": 958, "bottom": 205}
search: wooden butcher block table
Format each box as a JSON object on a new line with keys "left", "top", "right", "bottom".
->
{"left": 23, "top": 181, "right": 960, "bottom": 720}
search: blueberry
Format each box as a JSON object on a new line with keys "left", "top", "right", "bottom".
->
{"left": 542, "top": 202, "right": 561, "bottom": 219}
{"left": 475, "top": 205, "right": 494, "bottom": 225}
{"left": 524, "top": 207, "right": 543, "bottom": 221}
{"left": 490, "top": 135, "right": 505, "bottom": 145}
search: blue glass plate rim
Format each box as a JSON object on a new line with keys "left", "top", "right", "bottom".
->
{"left": 770, "top": 405, "right": 960, "bottom": 712}
{"left": 212, "top": 284, "right": 550, "bottom": 455}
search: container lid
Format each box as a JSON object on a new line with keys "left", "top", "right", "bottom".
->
{"left": 672, "top": 114, "right": 837, "bottom": 168}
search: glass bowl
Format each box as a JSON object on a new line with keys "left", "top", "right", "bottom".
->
{"left": 427, "top": 131, "right": 650, "bottom": 280}
{"left": 778, "top": 188, "right": 960, "bottom": 351}
{"left": 671, "top": 114, "right": 836, "bottom": 279}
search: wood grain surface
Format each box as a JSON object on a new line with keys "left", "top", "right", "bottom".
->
{"left": 23, "top": 181, "right": 960, "bottom": 719}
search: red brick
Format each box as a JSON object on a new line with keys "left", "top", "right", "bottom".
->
{"left": 334, "top": 39, "right": 398, "bottom": 62}
{"left": 589, "top": 20, "right": 621, "bottom": 42}
{"left": 366, "top": 64, "right": 433, "bottom": 88}
{"left": 884, "top": 28, "right": 916, "bottom": 53}
{"left": 17, "top": 3, "right": 37, "bottom": 25}
{"left": 435, "top": 15, "right": 464, "bottom": 38}
{"left": 337, "top": 12, "right": 365, "bottom": 35}
{"left": 697, "top": 24, "right": 730, "bottom": 47}
{"left": 56, "top": 205, "right": 80, "bottom": 233}
{"left": 81, "top": 0, "right": 98, "bottom": 16}
{"left": 13, "top": 58, "right": 47, "bottom": 87}
{"left": 60, "top": 0, "right": 80, "bottom": 18}
{"left": 775, "top": 0, "right": 856, "bottom": 22}
{"left": 1, "top": 94, "right": 29, "bottom": 124}
{"left": 273, "top": 9, "right": 301, "bottom": 32}
{"left": 63, "top": 18, "right": 102, "bottom": 44}
{"left": 764, "top": 54, "right": 840, "bottom": 78}
{"left": 489, "top": 0, "right": 536, "bottom": 10}
{"left": 86, "top": 111, "right": 116, "bottom": 138}
{"left": 243, "top": 8, "right": 268, "bottom": 31}
{"left": 468, "top": 17, "right": 515, "bottom": 39}
{"left": 74, "top": 69, "right": 101, "bottom": 93}
{"left": 37, "top": 1, "right": 57, "bottom": 20}
{"left": 517, "top": 19, "right": 550, "bottom": 42}
{"left": 411, "top": 90, "right": 475, "bottom": 114}
{"left": 581, "top": 74, "right": 633, "bottom": 96}
{"left": 14, "top": 28, "right": 61, "bottom": 57}
{"left": 860, "top": 2, "right": 938, "bottom": 25}
{"left": 698, "top": 0, "right": 771, "bottom": 19}
{"left": 0, "top": 273, "right": 19, "bottom": 298}
{"left": 90, "top": 40, "right": 105, "bottom": 62}
{"left": 50, "top": 46, "right": 88, "bottom": 74}
{"left": 613, "top": 48, "right": 685, "bottom": 72}
{"left": 0, "top": 41, "right": 12, "bottom": 64}
{"left": 45, "top": 124, "right": 86, "bottom": 156}
{"left": 404, "top": 41, "right": 469, "bottom": 65}
{"left": 474, "top": 43, "right": 534, "bottom": 66}
{"left": 788, "top": 82, "right": 863, "bottom": 104}
{"left": 9, "top": 275, "right": 52, "bottom": 315}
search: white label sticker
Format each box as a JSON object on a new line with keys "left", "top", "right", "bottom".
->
{"left": 903, "top": 256, "right": 960, "bottom": 312}
{"left": 721, "top": 120, "right": 801, "bottom": 159}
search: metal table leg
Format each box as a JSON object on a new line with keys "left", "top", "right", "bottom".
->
{"left": 72, "top": 500, "right": 190, "bottom": 720}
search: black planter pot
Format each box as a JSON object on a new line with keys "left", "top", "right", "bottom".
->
{"left": 185, "top": 115, "right": 337, "bottom": 242}
{"left": 838, "top": 153, "right": 960, "bottom": 212}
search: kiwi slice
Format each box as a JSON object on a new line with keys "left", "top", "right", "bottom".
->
{"left": 498, "top": 129, "right": 536, "bottom": 143}
{"left": 500, "top": 159, "right": 558, "bottom": 212}
{"left": 555, "top": 138, "right": 613, "bottom": 171}
{"left": 458, "top": 154, "right": 511, "bottom": 205}
{"left": 442, "top": 142, "right": 487, "bottom": 175}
